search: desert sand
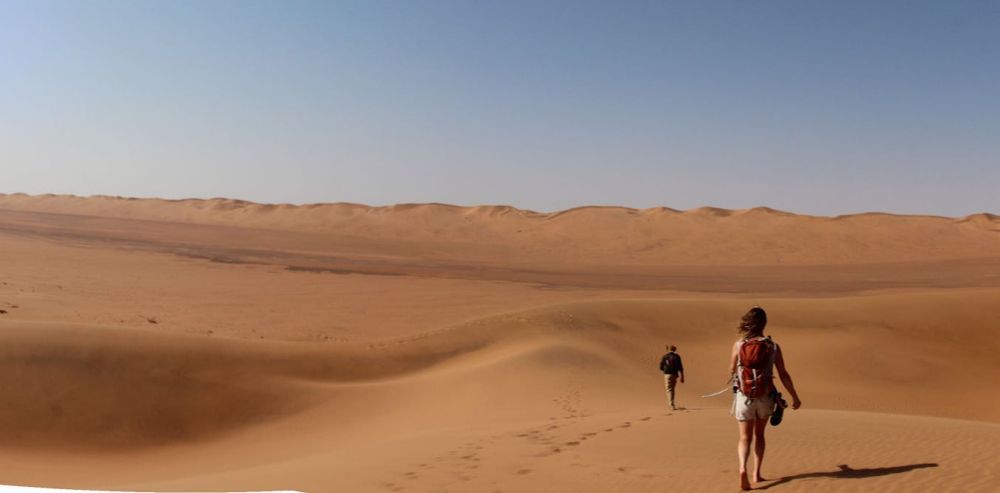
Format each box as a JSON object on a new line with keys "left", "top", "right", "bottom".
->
{"left": 0, "top": 193, "right": 997, "bottom": 492}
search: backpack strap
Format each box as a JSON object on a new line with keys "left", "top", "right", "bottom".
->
{"left": 734, "top": 339, "right": 746, "bottom": 391}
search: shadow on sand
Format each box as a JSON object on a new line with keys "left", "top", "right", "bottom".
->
{"left": 757, "top": 463, "right": 939, "bottom": 489}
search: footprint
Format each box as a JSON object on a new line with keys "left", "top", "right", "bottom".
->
{"left": 516, "top": 469, "right": 533, "bottom": 475}
{"left": 564, "top": 441, "right": 580, "bottom": 446}
{"left": 639, "top": 416, "right": 652, "bottom": 421}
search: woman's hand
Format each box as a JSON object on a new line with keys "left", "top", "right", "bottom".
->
{"left": 791, "top": 397, "right": 802, "bottom": 410}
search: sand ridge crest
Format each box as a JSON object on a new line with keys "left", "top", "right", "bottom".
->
{"left": 2, "top": 291, "right": 997, "bottom": 454}
{"left": 2, "top": 193, "right": 998, "bottom": 267}
{"left": 3, "top": 192, "right": 990, "bottom": 222}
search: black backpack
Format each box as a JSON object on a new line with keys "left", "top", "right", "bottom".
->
{"left": 661, "top": 352, "right": 679, "bottom": 374}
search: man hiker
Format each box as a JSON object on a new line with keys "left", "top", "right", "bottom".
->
{"left": 659, "top": 344, "right": 685, "bottom": 410}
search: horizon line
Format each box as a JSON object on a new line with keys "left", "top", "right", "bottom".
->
{"left": 0, "top": 192, "right": 995, "bottom": 221}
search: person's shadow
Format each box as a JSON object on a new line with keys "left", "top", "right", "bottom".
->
{"left": 756, "top": 463, "right": 938, "bottom": 489}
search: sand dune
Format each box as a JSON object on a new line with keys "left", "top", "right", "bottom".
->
{"left": 1, "top": 193, "right": 998, "bottom": 266}
{"left": 0, "top": 194, "right": 997, "bottom": 491}
{"left": 2, "top": 295, "right": 998, "bottom": 450}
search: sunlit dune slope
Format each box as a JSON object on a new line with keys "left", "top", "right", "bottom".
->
{"left": 1, "top": 291, "right": 998, "bottom": 491}
{"left": 1, "top": 193, "right": 998, "bottom": 492}
{"left": 1, "top": 193, "right": 997, "bottom": 265}
{"left": 2, "top": 291, "right": 997, "bottom": 453}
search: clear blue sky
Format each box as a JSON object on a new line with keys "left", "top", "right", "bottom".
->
{"left": 2, "top": 0, "right": 997, "bottom": 216}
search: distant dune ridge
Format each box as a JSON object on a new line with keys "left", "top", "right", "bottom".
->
{"left": 0, "top": 193, "right": 997, "bottom": 266}
{"left": 0, "top": 193, "right": 998, "bottom": 492}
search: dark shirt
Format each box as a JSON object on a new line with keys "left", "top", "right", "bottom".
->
{"left": 660, "top": 351, "right": 684, "bottom": 375}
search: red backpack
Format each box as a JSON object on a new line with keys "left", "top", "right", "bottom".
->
{"left": 737, "top": 336, "right": 777, "bottom": 398}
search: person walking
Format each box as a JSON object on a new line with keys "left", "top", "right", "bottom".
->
{"left": 659, "top": 344, "right": 685, "bottom": 410}
{"left": 729, "top": 306, "right": 801, "bottom": 490}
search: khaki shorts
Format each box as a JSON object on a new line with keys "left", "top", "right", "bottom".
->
{"left": 732, "top": 392, "right": 774, "bottom": 421}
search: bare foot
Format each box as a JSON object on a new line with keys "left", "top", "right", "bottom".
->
{"left": 753, "top": 474, "right": 768, "bottom": 483}
{"left": 740, "top": 471, "right": 751, "bottom": 490}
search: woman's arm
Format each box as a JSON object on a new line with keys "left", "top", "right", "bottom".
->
{"left": 774, "top": 345, "right": 802, "bottom": 409}
{"left": 728, "top": 340, "right": 740, "bottom": 384}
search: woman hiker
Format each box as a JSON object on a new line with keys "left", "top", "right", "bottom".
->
{"left": 728, "top": 306, "right": 802, "bottom": 490}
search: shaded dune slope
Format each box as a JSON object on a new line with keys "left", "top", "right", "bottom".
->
{"left": 3, "top": 290, "right": 997, "bottom": 452}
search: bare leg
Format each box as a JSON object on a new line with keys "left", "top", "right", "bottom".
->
{"left": 737, "top": 419, "right": 753, "bottom": 490}
{"left": 752, "top": 417, "right": 768, "bottom": 483}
